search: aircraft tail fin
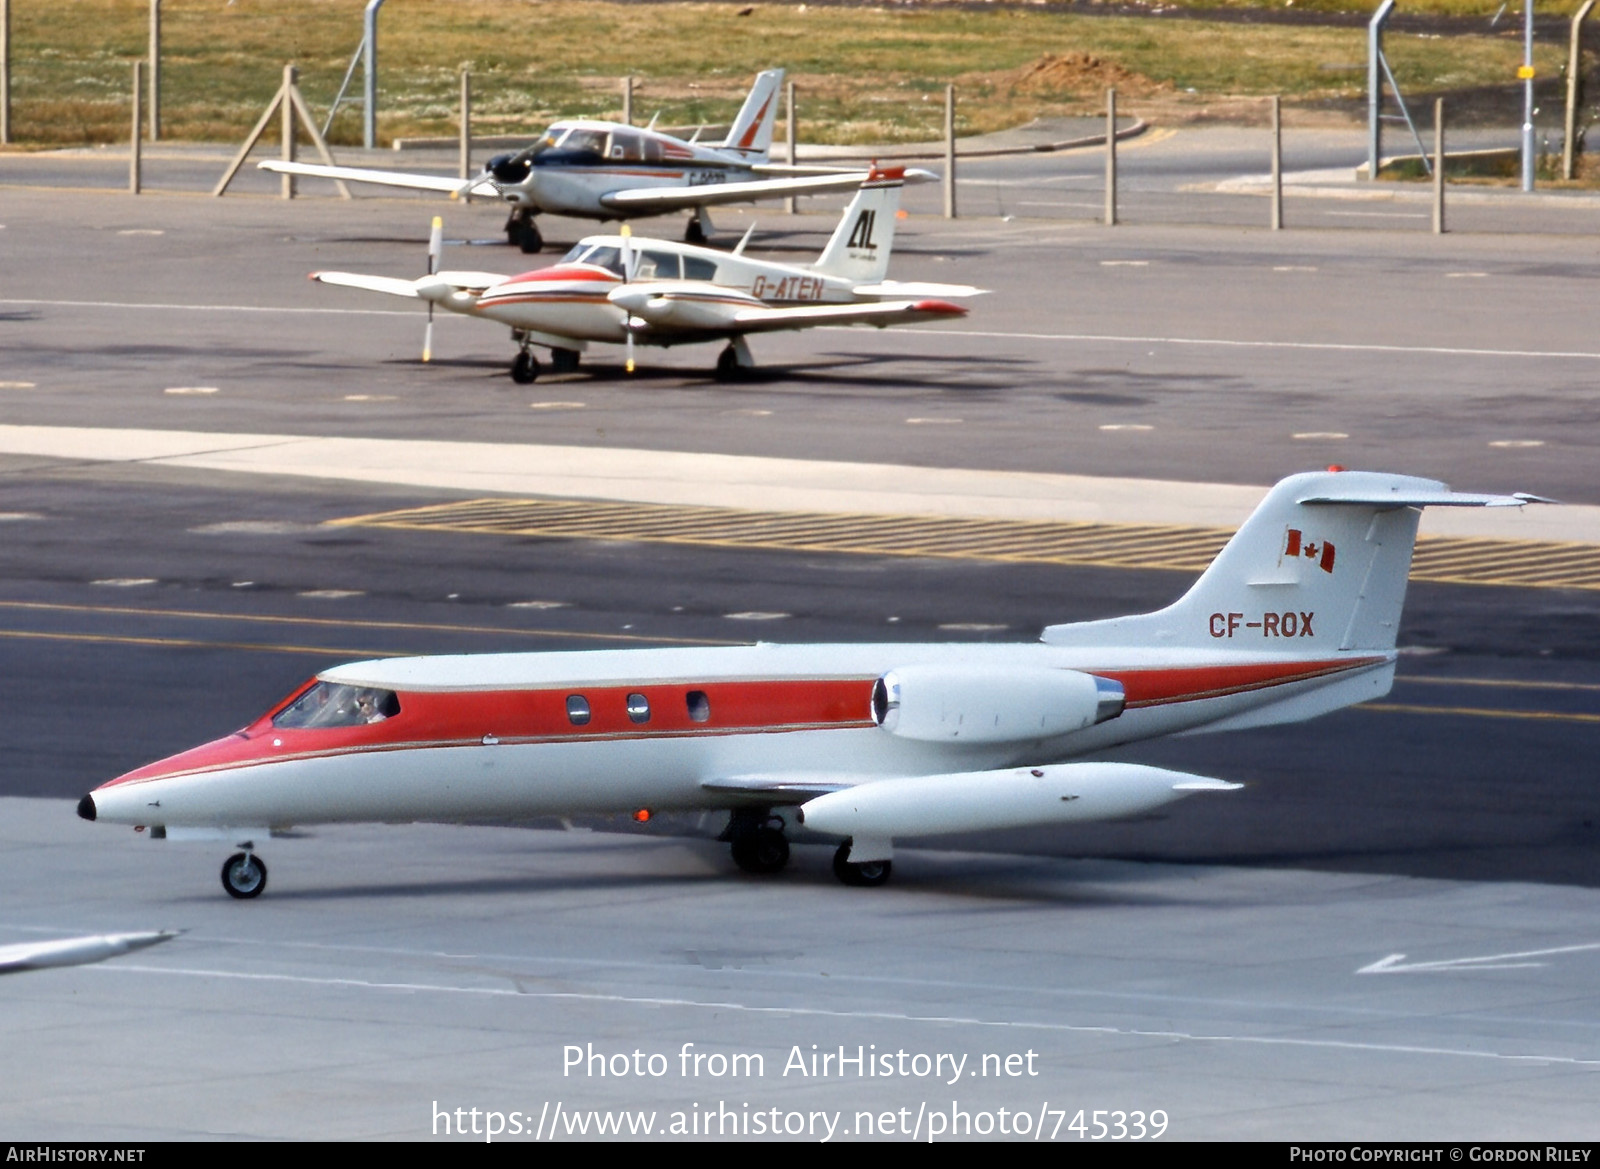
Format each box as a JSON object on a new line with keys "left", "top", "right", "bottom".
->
{"left": 721, "top": 68, "right": 784, "bottom": 158}
{"left": 1042, "top": 470, "right": 1541, "bottom": 654}
{"left": 811, "top": 167, "right": 904, "bottom": 284}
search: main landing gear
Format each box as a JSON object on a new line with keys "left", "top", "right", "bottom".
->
{"left": 221, "top": 851, "right": 268, "bottom": 899}
{"left": 511, "top": 349, "right": 540, "bottom": 384}
{"left": 724, "top": 810, "right": 790, "bottom": 875}
{"left": 714, "top": 336, "right": 755, "bottom": 382}
{"left": 684, "top": 208, "right": 713, "bottom": 245}
{"left": 505, "top": 209, "right": 543, "bottom": 254}
{"left": 510, "top": 338, "right": 581, "bottom": 383}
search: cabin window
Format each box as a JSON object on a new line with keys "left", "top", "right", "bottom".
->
{"left": 608, "top": 131, "right": 643, "bottom": 161}
{"left": 559, "top": 242, "right": 589, "bottom": 263}
{"left": 566, "top": 694, "right": 591, "bottom": 726}
{"left": 686, "top": 690, "right": 711, "bottom": 723}
{"left": 626, "top": 693, "right": 651, "bottom": 724}
{"left": 682, "top": 256, "right": 717, "bottom": 281}
{"left": 273, "top": 682, "right": 399, "bottom": 729}
{"left": 636, "top": 250, "right": 680, "bottom": 280}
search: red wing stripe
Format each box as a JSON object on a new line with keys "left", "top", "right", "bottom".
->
{"left": 1101, "top": 657, "right": 1383, "bottom": 708}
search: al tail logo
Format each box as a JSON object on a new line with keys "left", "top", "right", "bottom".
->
{"left": 1285, "top": 528, "right": 1336, "bottom": 573}
{"left": 847, "top": 209, "right": 878, "bottom": 251}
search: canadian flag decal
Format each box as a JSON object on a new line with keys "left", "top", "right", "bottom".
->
{"left": 1285, "top": 528, "right": 1336, "bottom": 573}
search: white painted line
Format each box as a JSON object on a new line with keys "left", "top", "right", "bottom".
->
{"left": 298, "top": 589, "right": 365, "bottom": 600}
{"left": 0, "top": 381, "right": 38, "bottom": 389}
{"left": 1359, "top": 942, "right": 1600, "bottom": 974}
{"left": 1292, "top": 431, "right": 1349, "bottom": 440}
{"left": 507, "top": 600, "right": 570, "bottom": 610}
{"left": 1325, "top": 210, "right": 1429, "bottom": 219}
{"left": 116, "top": 229, "right": 164, "bottom": 236}
{"left": 0, "top": 298, "right": 413, "bottom": 318}
{"left": 724, "top": 408, "right": 773, "bottom": 417}
{"left": 91, "top": 578, "right": 157, "bottom": 588}
{"left": 529, "top": 401, "right": 585, "bottom": 410}
{"left": 724, "top": 611, "right": 789, "bottom": 621}
{"left": 0, "top": 512, "right": 43, "bottom": 522}
{"left": 343, "top": 394, "right": 396, "bottom": 403}
{"left": 190, "top": 521, "right": 316, "bottom": 535}
{"left": 231, "top": 581, "right": 255, "bottom": 589}
{"left": 903, "top": 328, "right": 1600, "bottom": 363}
{"left": 94, "top": 963, "right": 1600, "bottom": 1069}
{"left": 1447, "top": 272, "right": 1489, "bottom": 278}
{"left": 1100, "top": 424, "right": 1154, "bottom": 432}
{"left": 905, "top": 417, "right": 962, "bottom": 425}
{"left": 163, "top": 386, "right": 219, "bottom": 396}
{"left": 1489, "top": 439, "right": 1545, "bottom": 448}
{"left": 1272, "top": 266, "right": 1318, "bottom": 272}
{"left": 1100, "top": 260, "right": 1150, "bottom": 267}
{"left": 938, "top": 622, "right": 1009, "bottom": 632}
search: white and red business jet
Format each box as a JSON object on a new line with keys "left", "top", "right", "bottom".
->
{"left": 78, "top": 470, "right": 1544, "bottom": 898}
{"left": 261, "top": 69, "right": 922, "bottom": 253}
{"left": 311, "top": 166, "right": 983, "bottom": 382}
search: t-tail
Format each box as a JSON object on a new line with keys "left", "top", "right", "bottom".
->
{"left": 1041, "top": 470, "right": 1545, "bottom": 725}
{"left": 812, "top": 166, "right": 905, "bottom": 284}
{"left": 720, "top": 68, "right": 785, "bottom": 160}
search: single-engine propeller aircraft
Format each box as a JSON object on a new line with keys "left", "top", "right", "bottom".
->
{"left": 259, "top": 69, "right": 925, "bottom": 253}
{"left": 310, "top": 166, "right": 984, "bottom": 382}
{"left": 78, "top": 470, "right": 1547, "bottom": 898}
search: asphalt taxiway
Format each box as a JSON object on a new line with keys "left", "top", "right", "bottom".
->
{"left": 2, "top": 144, "right": 1599, "bottom": 1139}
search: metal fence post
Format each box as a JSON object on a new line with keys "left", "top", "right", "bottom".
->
{"left": 459, "top": 69, "right": 471, "bottom": 183}
{"left": 1105, "top": 88, "right": 1117, "bottom": 226}
{"left": 148, "top": 0, "right": 160, "bottom": 141}
{"left": 1565, "top": 0, "right": 1596, "bottom": 179}
{"left": 944, "top": 84, "right": 957, "bottom": 219}
{"left": 784, "top": 79, "right": 797, "bottom": 213}
{"left": 1368, "top": 0, "right": 1396, "bottom": 180}
{"left": 130, "top": 61, "right": 142, "bottom": 194}
{"left": 1433, "top": 97, "right": 1445, "bottom": 233}
{"left": 1521, "top": 0, "right": 1535, "bottom": 191}
{"left": 1271, "top": 94, "right": 1283, "bottom": 230}
{"left": 281, "top": 64, "right": 296, "bottom": 199}
{"left": 622, "top": 75, "right": 632, "bottom": 126}
{"left": 2, "top": 0, "right": 11, "bottom": 145}
{"left": 362, "top": 0, "right": 383, "bottom": 149}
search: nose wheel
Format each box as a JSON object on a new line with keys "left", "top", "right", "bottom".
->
{"left": 511, "top": 349, "right": 541, "bottom": 384}
{"left": 221, "top": 851, "right": 268, "bottom": 899}
{"left": 833, "top": 842, "right": 891, "bottom": 887}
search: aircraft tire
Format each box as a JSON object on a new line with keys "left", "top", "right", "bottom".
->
{"left": 221, "top": 852, "right": 268, "bottom": 900}
{"left": 730, "top": 826, "right": 790, "bottom": 875}
{"left": 832, "top": 842, "right": 891, "bottom": 888}
{"left": 517, "top": 221, "right": 543, "bottom": 254}
{"left": 511, "top": 351, "right": 540, "bottom": 384}
{"left": 715, "top": 346, "right": 743, "bottom": 382}
{"left": 684, "top": 217, "right": 707, "bottom": 245}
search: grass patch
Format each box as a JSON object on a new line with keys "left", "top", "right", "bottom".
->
{"left": 1, "top": 0, "right": 1566, "bottom": 148}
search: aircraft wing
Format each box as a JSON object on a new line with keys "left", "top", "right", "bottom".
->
{"left": 725, "top": 298, "right": 969, "bottom": 334}
{"left": 599, "top": 167, "right": 936, "bottom": 213}
{"left": 701, "top": 775, "right": 856, "bottom": 802}
{"left": 259, "top": 159, "right": 499, "bottom": 197}
{"left": 852, "top": 280, "right": 990, "bottom": 299}
{"left": 312, "top": 270, "right": 506, "bottom": 300}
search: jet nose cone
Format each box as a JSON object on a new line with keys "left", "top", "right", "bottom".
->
{"left": 76, "top": 794, "right": 97, "bottom": 821}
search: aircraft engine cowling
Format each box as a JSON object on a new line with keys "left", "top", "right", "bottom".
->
{"left": 486, "top": 152, "right": 533, "bottom": 185}
{"left": 870, "top": 665, "right": 1123, "bottom": 744}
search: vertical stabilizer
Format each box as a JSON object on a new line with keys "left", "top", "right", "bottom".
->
{"left": 1042, "top": 470, "right": 1537, "bottom": 653}
{"left": 811, "top": 167, "right": 904, "bottom": 284}
{"left": 721, "top": 69, "right": 785, "bottom": 159}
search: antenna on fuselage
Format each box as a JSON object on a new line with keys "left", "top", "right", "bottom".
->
{"left": 732, "top": 221, "right": 757, "bottom": 256}
{"left": 646, "top": 111, "right": 660, "bottom": 132}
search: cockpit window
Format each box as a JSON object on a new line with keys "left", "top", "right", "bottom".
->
{"left": 580, "top": 246, "right": 624, "bottom": 276}
{"left": 682, "top": 256, "right": 717, "bottom": 281}
{"left": 559, "top": 242, "right": 590, "bottom": 263}
{"left": 272, "top": 682, "right": 399, "bottom": 729}
{"left": 560, "top": 129, "right": 608, "bottom": 156}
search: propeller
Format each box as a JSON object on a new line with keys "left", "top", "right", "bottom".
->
{"left": 454, "top": 140, "right": 539, "bottom": 199}
{"left": 422, "top": 215, "right": 442, "bottom": 363}
{"left": 619, "top": 224, "right": 638, "bottom": 374}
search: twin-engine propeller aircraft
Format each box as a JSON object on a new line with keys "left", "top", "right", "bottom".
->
{"left": 259, "top": 68, "right": 923, "bottom": 253}
{"left": 310, "top": 166, "right": 984, "bottom": 382}
{"left": 77, "top": 471, "right": 1545, "bottom": 899}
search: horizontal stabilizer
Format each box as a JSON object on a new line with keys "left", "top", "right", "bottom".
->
{"left": 601, "top": 169, "right": 929, "bottom": 213}
{"left": 1300, "top": 487, "right": 1553, "bottom": 509}
{"left": 730, "top": 299, "right": 967, "bottom": 333}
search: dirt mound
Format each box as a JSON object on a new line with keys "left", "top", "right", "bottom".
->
{"left": 1005, "top": 52, "right": 1169, "bottom": 98}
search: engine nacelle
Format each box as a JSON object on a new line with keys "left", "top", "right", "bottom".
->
{"left": 870, "top": 665, "right": 1123, "bottom": 744}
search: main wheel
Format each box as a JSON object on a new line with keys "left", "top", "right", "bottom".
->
{"left": 550, "top": 347, "right": 581, "bottom": 374}
{"left": 517, "top": 220, "right": 543, "bottom": 254}
{"left": 730, "top": 826, "right": 790, "bottom": 875}
{"left": 715, "top": 346, "right": 743, "bottom": 382}
{"left": 511, "top": 351, "right": 540, "bottom": 384}
{"left": 684, "top": 216, "right": 708, "bottom": 245}
{"left": 221, "top": 852, "right": 267, "bottom": 899}
{"left": 832, "top": 841, "right": 891, "bottom": 887}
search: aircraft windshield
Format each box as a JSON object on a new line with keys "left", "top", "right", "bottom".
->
{"left": 558, "top": 128, "right": 608, "bottom": 157}
{"left": 272, "top": 682, "right": 400, "bottom": 729}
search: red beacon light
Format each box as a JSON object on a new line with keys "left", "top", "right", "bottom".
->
{"left": 633, "top": 808, "right": 652, "bottom": 823}
{"left": 1327, "top": 464, "right": 1347, "bottom": 473}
